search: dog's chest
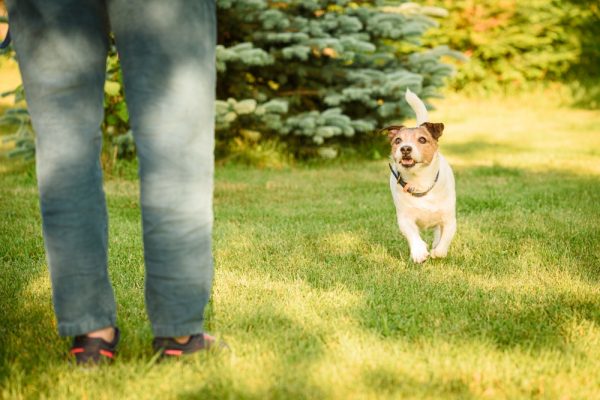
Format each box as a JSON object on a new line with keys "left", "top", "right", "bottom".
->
{"left": 414, "top": 207, "right": 445, "bottom": 228}
{"left": 400, "top": 197, "right": 447, "bottom": 228}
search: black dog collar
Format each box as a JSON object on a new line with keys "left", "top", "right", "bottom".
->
{"left": 389, "top": 163, "right": 439, "bottom": 197}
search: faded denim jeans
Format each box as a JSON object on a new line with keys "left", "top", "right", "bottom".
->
{"left": 6, "top": 0, "right": 216, "bottom": 337}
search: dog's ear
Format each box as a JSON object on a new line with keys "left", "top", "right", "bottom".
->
{"left": 420, "top": 122, "right": 444, "bottom": 140}
{"left": 379, "top": 125, "right": 405, "bottom": 143}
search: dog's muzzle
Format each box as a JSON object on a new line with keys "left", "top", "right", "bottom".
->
{"left": 400, "top": 146, "right": 416, "bottom": 167}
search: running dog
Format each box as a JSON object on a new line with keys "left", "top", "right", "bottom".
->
{"left": 384, "top": 89, "right": 456, "bottom": 263}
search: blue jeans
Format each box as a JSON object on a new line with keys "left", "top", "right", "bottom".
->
{"left": 6, "top": 0, "right": 216, "bottom": 337}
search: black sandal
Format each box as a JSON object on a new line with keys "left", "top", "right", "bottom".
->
{"left": 70, "top": 327, "right": 120, "bottom": 365}
{"left": 152, "top": 333, "right": 227, "bottom": 358}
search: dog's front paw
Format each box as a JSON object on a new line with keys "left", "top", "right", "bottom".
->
{"left": 410, "top": 242, "right": 429, "bottom": 263}
{"left": 430, "top": 247, "right": 448, "bottom": 259}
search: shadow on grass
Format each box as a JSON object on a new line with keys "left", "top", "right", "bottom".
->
{"left": 0, "top": 161, "right": 66, "bottom": 380}
{"left": 357, "top": 268, "right": 600, "bottom": 349}
{"left": 223, "top": 163, "right": 600, "bottom": 354}
{"left": 335, "top": 168, "right": 598, "bottom": 351}
{"left": 364, "top": 366, "right": 473, "bottom": 399}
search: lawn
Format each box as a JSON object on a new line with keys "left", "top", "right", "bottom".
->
{"left": 1, "top": 91, "right": 600, "bottom": 399}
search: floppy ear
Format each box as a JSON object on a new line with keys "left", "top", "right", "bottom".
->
{"left": 420, "top": 122, "right": 444, "bottom": 140}
{"left": 379, "top": 125, "right": 405, "bottom": 143}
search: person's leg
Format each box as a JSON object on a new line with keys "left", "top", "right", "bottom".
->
{"left": 107, "top": 0, "right": 216, "bottom": 338}
{"left": 6, "top": 0, "right": 117, "bottom": 337}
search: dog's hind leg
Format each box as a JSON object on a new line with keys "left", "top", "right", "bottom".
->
{"left": 430, "top": 217, "right": 456, "bottom": 259}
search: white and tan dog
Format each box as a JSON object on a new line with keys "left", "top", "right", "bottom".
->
{"left": 385, "top": 89, "right": 456, "bottom": 263}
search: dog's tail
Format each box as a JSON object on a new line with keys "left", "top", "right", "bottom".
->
{"left": 405, "top": 88, "right": 428, "bottom": 125}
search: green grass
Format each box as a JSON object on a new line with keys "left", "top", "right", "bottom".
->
{"left": 1, "top": 93, "right": 600, "bottom": 399}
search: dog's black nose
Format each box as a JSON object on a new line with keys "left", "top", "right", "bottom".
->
{"left": 401, "top": 145, "right": 412, "bottom": 154}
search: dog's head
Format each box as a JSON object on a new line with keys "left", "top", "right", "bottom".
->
{"left": 383, "top": 122, "right": 444, "bottom": 170}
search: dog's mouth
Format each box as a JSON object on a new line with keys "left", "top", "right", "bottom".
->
{"left": 400, "top": 157, "right": 416, "bottom": 168}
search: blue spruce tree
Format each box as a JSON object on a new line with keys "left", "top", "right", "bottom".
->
{"left": 215, "top": 0, "right": 461, "bottom": 156}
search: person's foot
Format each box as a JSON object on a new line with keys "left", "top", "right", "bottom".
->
{"left": 70, "top": 327, "right": 120, "bottom": 366}
{"left": 174, "top": 335, "right": 191, "bottom": 344}
{"left": 86, "top": 326, "right": 116, "bottom": 342}
{"left": 152, "top": 333, "right": 228, "bottom": 358}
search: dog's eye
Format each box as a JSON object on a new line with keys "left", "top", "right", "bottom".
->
{"left": 418, "top": 137, "right": 427, "bottom": 144}
{"left": 394, "top": 137, "right": 401, "bottom": 145}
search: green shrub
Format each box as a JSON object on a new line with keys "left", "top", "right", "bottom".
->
{"left": 423, "top": 0, "right": 600, "bottom": 106}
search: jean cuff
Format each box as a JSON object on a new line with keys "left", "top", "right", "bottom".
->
{"left": 57, "top": 316, "right": 117, "bottom": 337}
{"left": 152, "top": 321, "right": 204, "bottom": 338}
